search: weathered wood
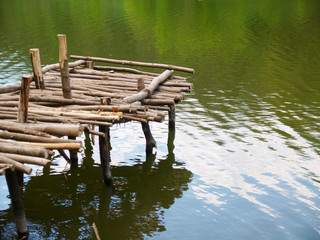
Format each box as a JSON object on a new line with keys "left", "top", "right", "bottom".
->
{"left": 137, "top": 78, "right": 145, "bottom": 93}
{"left": 169, "top": 104, "right": 176, "bottom": 129}
{"left": 41, "top": 60, "right": 85, "bottom": 74}
{"left": 86, "top": 60, "right": 95, "bottom": 69}
{"left": 68, "top": 136, "right": 78, "bottom": 168}
{"left": 141, "top": 122, "right": 156, "bottom": 155}
{"left": 0, "top": 130, "right": 80, "bottom": 144}
{"left": 0, "top": 121, "right": 54, "bottom": 138}
{"left": 5, "top": 168, "right": 29, "bottom": 238}
{"left": 71, "top": 55, "right": 195, "bottom": 73}
{"left": 0, "top": 153, "right": 50, "bottom": 166}
{"left": 0, "top": 139, "right": 81, "bottom": 150}
{"left": 17, "top": 74, "right": 31, "bottom": 123}
{"left": 58, "top": 34, "right": 72, "bottom": 99}
{"left": 143, "top": 99, "right": 175, "bottom": 105}
{"left": 123, "top": 70, "right": 173, "bottom": 103}
{"left": 0, "top": 155, "right": 32, "bottom": 174}
{"left": 30, "top": 48, "right": 45, "bottom": 89}
{"left": 99, "top": 125, "right": 113, "bottom": 185}
{"left": 0, "top": 84, "right": 21, "bottom": 94}
{"left": 0, "top": 121, "right": 85, "bottom": 137}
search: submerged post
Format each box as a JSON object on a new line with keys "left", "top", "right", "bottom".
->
{"left": 141, "top": 122, "right": 156, "bottom": 155}
{"left": 58, "top": 34, "right": 72, "bottom": 99}
{"left": 29, "top": 48, "right": 45, "bottom": 89}
{"left": 5, "top": 168, "right": 29, "bottom": 238}
{"left": 99, "top": 125, "right": 113, "bottom": 185}
{"left": 168, "top": 104, "right": 176, "bottom": 129}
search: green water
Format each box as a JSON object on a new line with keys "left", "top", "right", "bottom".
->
{"left": 1, "top": 0, "right": 320, "bottom": 239}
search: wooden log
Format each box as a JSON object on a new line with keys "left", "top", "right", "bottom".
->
{"left": 0, "top": 155, "right": 32, "bottom": 174}
{"left": 0, "top": 130, "right": 80, "bottom": 144}
{"left": 143, "top": 99, "right": 175, "bottom": 105}
{"left": 0, "top": 139, "right": 81, "bottom": 150}
{"left": 99, "top": 125, "right": 113, "bottom": 185}
{"left": 123, "top": 70, "right": 173, "bottom": 103}
{"left": 30, "top": 48, "right": 45, "bottom": 89}
{"left": 58, "top": 34, "right": 72, "bottom": 99}
{"left": 0, "top": 121, "right": 84, "bottom": 137}
{"left": 0, "top": 84, "right": 21, "bottom": 94}
{"left": 70, "top": 55, "right": 195, "bottom": 73}
{"left": 41, "top": 60, "right": 85, "bottom": 74}
{"left": 29, "top": 95, "right": 99, "bottom": 105}
{"left": 17, "top": 74, "right": 31, "bottom": 123}
{"left": 5, "top": 168, "right": 29, "bottom": 238}
{"left": 0, "top": 153, "right": 50, "bottom": 166}
{"left": 0, "top": 121, "right": 54, "bottom": 138}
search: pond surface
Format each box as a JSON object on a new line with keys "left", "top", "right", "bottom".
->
{"left": 1, "top": 0, "right": 320, "bottom": 239}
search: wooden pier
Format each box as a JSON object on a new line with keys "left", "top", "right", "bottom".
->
{"left": 0, "top": 34, "right": 193, "bottom": 238}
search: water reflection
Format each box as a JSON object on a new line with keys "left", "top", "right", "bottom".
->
{"left": 0, "top": 132, "right": 192, "bottom": 239}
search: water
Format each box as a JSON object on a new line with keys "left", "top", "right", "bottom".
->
{"left": 1, "top": 0, "right": 320, "bottom": 239}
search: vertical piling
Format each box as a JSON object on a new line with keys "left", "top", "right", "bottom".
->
{"left": 99, "top": 125, "right": 113, "bottom": 185}
{"left": 5, "top": 169, "right": 29, "bottom": 239}
{"left": 141, "top": 122, "right": 156, "bottom": 155}
{"left": 58, "top": 34, "right": 72, "bottom": 99}
{"left": 168, "top": 104, "right": 176, "bottom": 129}
{"left": 17, "top": 74, "right": 31, "bottom": 124}
{"left": 69, "top": 136, "right": 79, "bottom": 168}
{"left": 29, "top": 48, "right": 45, "bottom": 89}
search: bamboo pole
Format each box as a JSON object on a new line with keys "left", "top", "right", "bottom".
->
{"left": 70, "top": 55, "right": 195, "bottom": 73}
{"left": 0, "top": 153, "right": 50, "bottom": 166}
{"left": 30, "top": 48, "right": 45, "bottom": 89}
{"left": 0, "top": 139, "right": 82, "bottom": 150}
{"left": 17, "top": 74, "right": 31, "bottom": 123}
{"left": 5, "top": 168, "right": 29, "bottom": 238}
{"left": 0, "top": 130, "right": 80, "bottom": 144}
{"left": 0, "top": 121, "right": 85, "bottom": 137}
{"left": 58, "top": 34, "right": 72, "bottom": 99}
{"left": 0, "top": 141, "right": 49, "bottom": 158}
{"left": 0, "top": 155, "right": 32, "bottom": 174}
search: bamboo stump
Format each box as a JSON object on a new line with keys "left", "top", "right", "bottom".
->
{"left": 30, "top": 48, "right": 45, "bottom": 89}
{"left": 5, "top": 169, "right": 29, "bottom": 239}
{"left": 99, "top": 125, "right": 113, "bottom": 185}
{"left": 141, "top": 122, "right": 156, "bottom": 155}
{"left": 58, "top": 34, "right": 72, "bottom": 99}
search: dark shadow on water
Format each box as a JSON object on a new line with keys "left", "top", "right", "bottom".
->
{"left": 0, "top": 130, "right": 192, "bottom": 239}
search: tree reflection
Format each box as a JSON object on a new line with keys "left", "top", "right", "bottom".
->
{"left": 0, "top": 130, "right": 191, "bottom": 239}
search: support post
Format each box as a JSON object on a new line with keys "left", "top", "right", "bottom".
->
{"left": 68, "top": 136, "right": 78, "bottom": 168}
{"left": 17, "top": 74, "right": 31, "bottom": 124}
{"left": 16, "top": 75, "right": 31, "bottom": 194}
{"left": 168, "top": 104, "right": 176, "bottom": 129}
{"left": 141, "top": 122, "right": 156, "bottom": 155}
{"left": 5, "top": 169, "right": 29, "bottom": 239}
{"left": 58, "top": 34, "right": 72, "bottom": 99}
{"left": 29, "top": 48, "right": 45, "bottom": 89}
{"left": 99, "top": 125, "right": 113, "bottom": 185}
